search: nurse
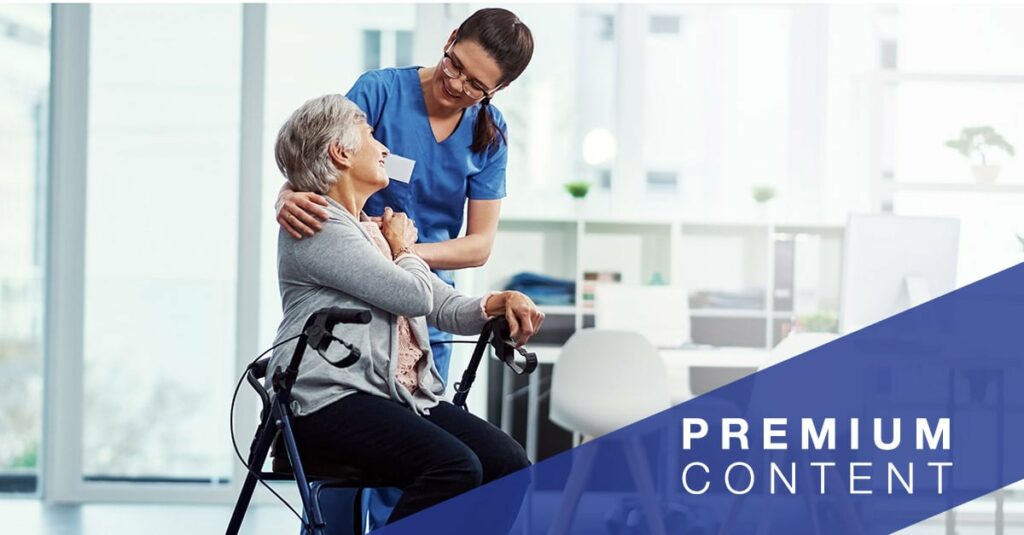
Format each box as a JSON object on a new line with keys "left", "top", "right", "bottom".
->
{"left": 276, "top": 7, "right": 534, "bottom": 384}
{"left": 273, "top": 8, "right": 535, "bottom": 529}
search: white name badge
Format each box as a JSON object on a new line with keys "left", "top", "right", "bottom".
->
{"left": 384, "top": 154, "right": 416, "bottom": 184}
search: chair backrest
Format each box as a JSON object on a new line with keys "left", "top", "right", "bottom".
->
{"left": 549, "top": 329, "right": 671, "bottom": 438}
{"left": 594, "top": 285, "right": 690, "bottom": 348}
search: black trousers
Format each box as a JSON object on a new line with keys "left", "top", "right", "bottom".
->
{"left": 291, "top": 393, "right": 531, "bottom": 525}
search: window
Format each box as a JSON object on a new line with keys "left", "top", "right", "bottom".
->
{"left": 493, "top": 5, "right": 791, "bottom": 218}
{"left": 396, "top": 30, "right": 413, "bottom": 66}
{"left": 888, "top": 80, "right": 1024, "bottom": 184}
{"left": 362, "top": 30, "right": 382, "bottom": 70}
{"left": 897, "top": 5, "right": 1024, "bottom": 75}
{"left": 260, "top": 4, "right": 416, "bottom": 345}
{"left": 884, "top": 6, "right": 1024, "bottom": 289}
{"left": 620, "top": 6, "right": 790, "bottom": 218}
{"left": 572, "top": 6, "right": 619, "bottom": 193}
{"left": 466, "top": 4, "right": 605, "bottom": 205}
{"left": 82, "top": 5, "right": 241, "bottom": 481}
{"left": 882, "top": 6, "right": 1024, "bottom": 184}
{"left": 0, "top": 4, "right": 49, "bottom": 493}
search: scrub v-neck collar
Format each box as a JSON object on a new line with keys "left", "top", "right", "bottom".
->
{"left": 412, "top": 67, "right": 469, "bottom": 145}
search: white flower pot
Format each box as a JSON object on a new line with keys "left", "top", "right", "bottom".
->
{"left": 971, "top": 164, "right": 1001, "bottom": 184}
{"left": 573, "top": 197, "right": 586, "bottom": 220}
{"left": 755, "top": 201, "right": 773, "bottom": 221}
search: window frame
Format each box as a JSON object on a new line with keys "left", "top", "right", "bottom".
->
{"left": 42, "top": 3, "right": 279, "bottom": 505}
{"left": 41, "top": 0, "right": 447, "bottom": 507}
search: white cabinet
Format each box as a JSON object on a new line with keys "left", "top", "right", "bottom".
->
{"left": 460, "top": 213, "right": 845, "bottom": 350}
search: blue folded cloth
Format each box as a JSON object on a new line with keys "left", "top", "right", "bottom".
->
{"left": 504, "top": 272, "right": 576, "bottom": 306}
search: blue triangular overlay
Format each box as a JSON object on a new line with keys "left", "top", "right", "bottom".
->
{"left": 378, "top": 263, "right": 1024, "bottom": 535}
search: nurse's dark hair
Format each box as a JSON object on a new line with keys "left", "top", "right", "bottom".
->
{"left": 456, "top": 8, "right": 534, "bottom": 154}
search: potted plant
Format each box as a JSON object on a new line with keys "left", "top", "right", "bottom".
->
{"left": 564, "top": 181, "right": 591, "bottom": 199}
{"left": 751, "top": 185, "right": 777, "bottom": 219}
{"left": 944, "top": 126, "right": 1015, "bottom": 184}
{"left": 564, "top": 181, "right": 591, "bottom": 219}
{"left": 794, "top": 311, "right": 839, "bottom": 333}
{"left": 751, "top": 185, "right": 776, "bottom": 204}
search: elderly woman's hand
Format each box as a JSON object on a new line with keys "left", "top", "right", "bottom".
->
{"left": 276, "top": 188, "right": 330, "bottom": 239}
{"left": 484, "top": 291, "right": 545, "bottom": 347}
{"left": 381, "top": 207, "right": 417, "bottom": 258}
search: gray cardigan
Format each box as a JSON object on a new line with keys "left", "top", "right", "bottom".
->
{"left": 269, "top": 196, "right": 488, "bottom": 417}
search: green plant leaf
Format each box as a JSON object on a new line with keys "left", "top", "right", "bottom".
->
{"left": 751, "top": 185, "right": 776, "bottom": 203}
{"left": 564, "top": 181, "right": 591, "bottom": 199}
{"left": 946, "top": 126, "right": 1015, "bottom": 160}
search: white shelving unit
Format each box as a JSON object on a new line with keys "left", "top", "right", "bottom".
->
{"left": 466, "top": 213, "right": 845, "bottom": 351}
{"left": 452, "top": 212, "right": 845, "bottom": 462}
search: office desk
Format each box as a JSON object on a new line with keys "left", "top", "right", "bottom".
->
{"left": 500, "top": 345, "right": 768, "bottom": 461}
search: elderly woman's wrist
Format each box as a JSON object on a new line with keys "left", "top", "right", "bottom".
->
{"left": 483, "top": 291, "right": 509, "bottom": 317}
{"left": 391, "top": 243, "right": 415, "bottom": 260}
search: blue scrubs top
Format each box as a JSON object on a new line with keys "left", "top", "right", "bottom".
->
{"left": 345, "top": 66, "right": 508, "bottom": 385}
{"left": 346, "top": 66, "right": 508, "bottom": 286}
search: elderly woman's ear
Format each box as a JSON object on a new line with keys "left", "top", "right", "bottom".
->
{"left": 328, "top": 142, "right": 351, "bottom": 170}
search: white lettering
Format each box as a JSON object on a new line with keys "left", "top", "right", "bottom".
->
{"left": 682, "top": 418, "right": 708, "bottom": 450}
{"left": 928, "top": 462, "right": 953, "bottom": 494}
{"left": 770, "top": 462, "right": 797, "bottom": 494}
{"left": 888, "top": 462, "right": 914, "bottom": 494}
{"left": 810, "top": 462, "right": 836, "bottom": 494}
{"left": 725, "top": 462, "right": 755, "bottom": 494}
{"left": 916, "top": 418, "right": 950, "bottom": 450}
{"left": 681, "top": 462, "right": 711, "bottom": 494}
{"left": 850, "top": 462, "right": 873, "bottom": 494}
{"left": 763, "top": 418, "right": 788, "bottom": 450}
{"left": 722, "top": 418, "right": 750, "bottom": 450}
{"left": 801, "top": 418, "right": 836, "bottom": 450}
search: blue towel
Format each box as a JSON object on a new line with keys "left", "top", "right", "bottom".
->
{"left": 504, "top": 272, "right": 576, "bottom": 306}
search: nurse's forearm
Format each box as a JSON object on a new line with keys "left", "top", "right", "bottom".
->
{"left": 413, "top": 235, "right": 494, "bottom": 270}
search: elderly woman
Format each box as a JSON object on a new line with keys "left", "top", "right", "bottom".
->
{"left": 268, "top": 93, "right": 542, "bottom": 526}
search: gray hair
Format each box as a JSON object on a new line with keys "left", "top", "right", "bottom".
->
{"left": 274, "top": 94, "right": 366, "bottom": 194}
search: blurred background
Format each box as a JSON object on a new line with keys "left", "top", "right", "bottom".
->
{"left": 2, "top": 3, "right": 1023, "bottom": 533}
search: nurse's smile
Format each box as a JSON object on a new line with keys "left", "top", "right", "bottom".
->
{"left": 440, "top": 81, "right": 462, "bottom": 102}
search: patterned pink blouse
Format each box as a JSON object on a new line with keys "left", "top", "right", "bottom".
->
{"left": 360, "top": 221, "right": 424, "bottom": 394}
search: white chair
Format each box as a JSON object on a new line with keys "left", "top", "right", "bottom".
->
{"left": 548, "top": 329, "right": 671, "bottom": 535}
{"left": 593, "top": 284, "right": 690, "bottom": 348}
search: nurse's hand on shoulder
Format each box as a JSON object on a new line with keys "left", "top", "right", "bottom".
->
{"left": 276, "top": 189, "right": 330, "bottom": 239}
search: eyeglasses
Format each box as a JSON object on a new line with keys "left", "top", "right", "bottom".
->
{"left": 440, "top": 45, "right": 501, "bottom": 100}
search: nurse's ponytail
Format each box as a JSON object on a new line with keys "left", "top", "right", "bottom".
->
{"left": 473, "top": 97, "right": 503, "bottom": 154}
{"left": 457, "top": 8, "right": 534, "bottom": 154}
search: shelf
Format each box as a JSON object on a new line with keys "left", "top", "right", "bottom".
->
{"left": 689, "top": 309, "right": 801, "bottom": 319}
{"left": 481, "top": 206, "right": 845, "bottom": 353}
{"left": 499, "top": 216, "right": 579, "bottom": 225}
{"left": 537, "top": 305, "right": 577, "bottom": 315}
{"left": 679, "top": 221, "right": 772, "bottom": 232}
{"left": 498, "top": 214, "right": 845, "bottom": 230}
{"left": 689, "top": 309, "right": 768, "bottom": 318}
{"left": 533, "top": 307, "right": 800, "bottom": 320}
{"left": 877, "top": 70, "right": 1024, "bottom": 85}
{"left": 880, "top": 181, "right": 1024, "bottom": 194}
{"left": 773, "top": 223, "right": 845, "bottom": 236}
{"left": 583, "top": 218, "right": 675, "bottom": 228}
